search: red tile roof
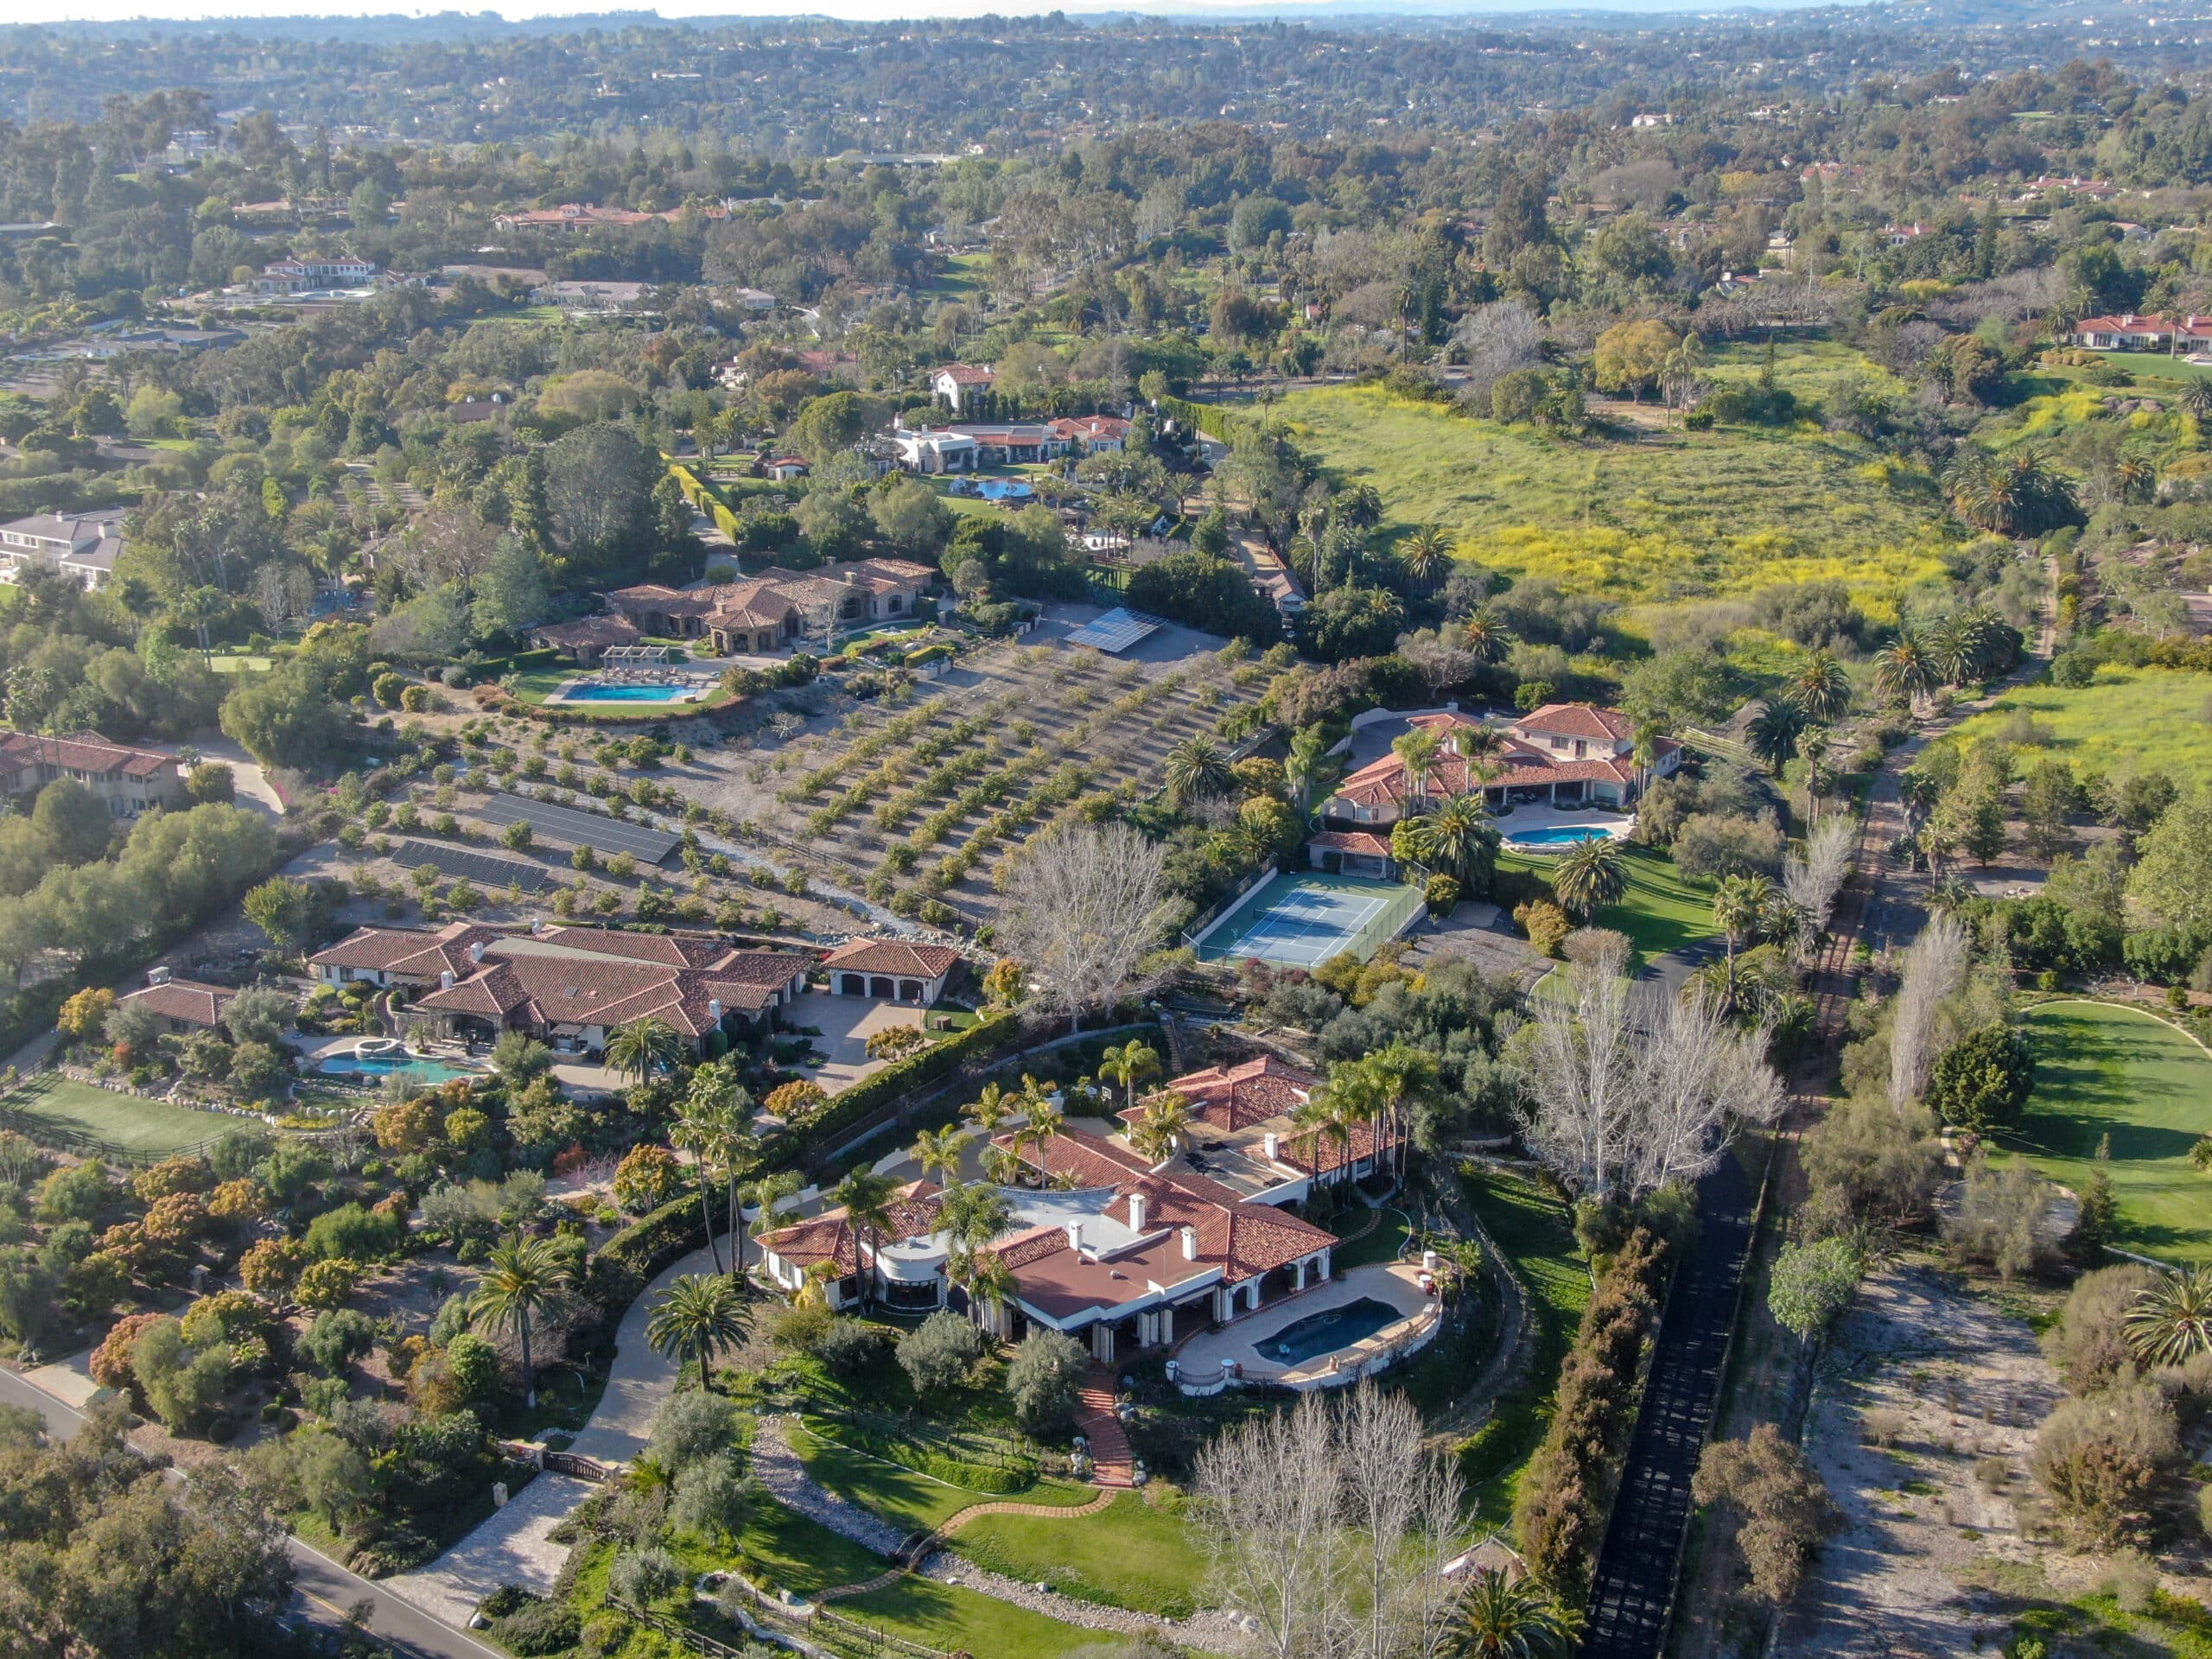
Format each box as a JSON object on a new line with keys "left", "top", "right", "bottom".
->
{"left": 757, "top": 1180, "right": 945, "bottom": 1274}
{"left": 118, "top": 978, "right": 234, "bottom": 1028}
{"left": 1515, "top": 702, "right": 1637, "bottom": 742}
{"left": 0, "top": 730, "right": 178, "bottom": 781}
{"left": 822, "top": 938, "right": 961, "bottom": 980}
{"left": 1308, "top": 830, "right": 1393, "bottom": 859}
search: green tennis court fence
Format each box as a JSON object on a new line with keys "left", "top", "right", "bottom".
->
{"left": 1347, "top": 880, "right": 1429, "bottom": 958}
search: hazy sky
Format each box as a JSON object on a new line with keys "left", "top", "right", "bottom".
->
{"left": 4, "top": 0, "right": 1852, "bottom": 24}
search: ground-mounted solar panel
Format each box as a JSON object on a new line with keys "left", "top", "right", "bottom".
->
{"left": 389, "top": 838, "right": 555, "bottom": 893}
{"left": 475, "top": 792, "right": 681, "bottom": 865}
{"left": 1064, "top": 607, "right": 1162, "bottom": 654}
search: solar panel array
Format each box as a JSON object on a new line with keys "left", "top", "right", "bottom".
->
{"left": 1063, "top": 607, "right": 1161, "bottom": 655}
{"left": 476, "top": 793, "right": 682, "bottom": 865}
{"left": 389, "top": 838, "right": 555, "bottom": 893}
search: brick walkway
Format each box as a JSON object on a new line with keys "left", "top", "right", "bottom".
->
{"left": 1075, "top": 1366, "right": 1134, "bottom": 1486}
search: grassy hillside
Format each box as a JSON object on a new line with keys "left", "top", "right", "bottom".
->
{"left": 1268, "top": 372, "right": 1961, "bottom": 607}
{"left": 1941, "top": 665, "right": 2212, "bottom": 791}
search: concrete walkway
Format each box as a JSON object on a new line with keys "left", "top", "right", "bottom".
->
{"left": 383, "top": 1240, "right": 725, "bottom": 1624}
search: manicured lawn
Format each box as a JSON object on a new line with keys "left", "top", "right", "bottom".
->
{"left": 1456, "top": 1167, "right": 1591, "bottom": 1526}
{"left": 1497, "top": 841, "right": 1719, "bottom": 963}
{"left": 1941, "top": 666, "right": 2212, "bottom": 793}
{"left": 2004, "top": 1001, "right": 2212, "bottom": 1265}
{"left": 789, "top": 1421, "right": 1093, "bottom": 1534}
{"left": 1332, "top": 1204, "right": 1412, "bottom": 1270}
{"left": 207, "top": 653, "right": 274, "bottom": 673}
{"left": 1, "top": 1076, "right": 234, "bottom": 1157}
{"left": 2094, "top": 350, "right": 2212, "bottom": 384}
{"left": 1264, "top": 376, "right": 1956, "bottom": 604}
{"left": 955, "top": 1490, "right": 1207, "bottom": 1619}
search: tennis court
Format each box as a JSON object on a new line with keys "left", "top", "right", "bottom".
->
{"left": 1194, "top": 870, "right": 1426, "bottom": 967}
{"left": 476, "top": 793, "right": 680, "bottom": 865}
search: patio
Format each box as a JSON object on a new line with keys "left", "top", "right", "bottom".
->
{"left": 1173, "top": 1262, "right": 1440, "bottom": 1391}
{"left": 786, "top": 990, "right": 927, "bottom": 1094}
{"left": 1493, "top": 804, "right": 1634, "bottom": 847}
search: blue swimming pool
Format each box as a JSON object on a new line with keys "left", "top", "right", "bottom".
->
{"left": 562, "top": 683, "right": 692, "bottom": 703}
{"left": 318, "top": 1054, "right": 482, "bottom": 1084}
{"left": 1265, "top": 1297, "right": 1402, "bottom": 1365}
{"left": 977, "top": 478, "right": 1033, "bottom": 501}
{"left": 1508, "top": 826, "right": 1616, "bottom": 849}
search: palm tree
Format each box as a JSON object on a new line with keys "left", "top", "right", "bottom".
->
{"left": 1630, "top": 720, "right": 1666, "bottom": 794}
{"left": 938, "top": 1181, "right": 1014, "bottom": 1250}
{"left": 670, "top": 1094, "right": 740, "bottom": 1274}
{"left": 911, "top": 1125, "right": 966, "bottom": 1186}
{"left": 1128, "top": 1090, "right": 1192, "bottom": 1164}
{"left": 1550, "top": 836, "right": 1626, "bottom": 921}
{"left": 1402, "top": 792, "right": 1500, "bottom": 888}
{"left": 2184, "top": 378, "right": 2212, "bottom": 427}
{"left": 1786, "top": 649, "right": 1853, "bottom": 722}
{"left": 606, "top": 1016, "right": 683, "bottom": 1087}
{"left": 1462, "top": 609, "right": 1515, "bottom": 665}
{"left": 469, "top": 1235, "right": 578, "bottom": 1408}
{"left": 959, "top": 1250, "right": 1018, "bottom": 1333}
{"left": 1872, "top": 635, "right": 1936, "bottom": 709}
{"left": 2126, "top": 1267, "right": 2212, "bottom": 1365}
{"left": 736, "top": 1167, "right": 804, "bottom": 1296}
{"left": 1942, "top": 444, "right": 2079, "bottom": 537}
{"left": 831, "top": 1169, "right": 899, "bottom": 1313}
{"left": 1397, "top": 523, "right": 1454, "bottom": 593}
{"left": 1460, "top": 1567, "right": 1578, "bottom": 1659}
{"left": 1098, "top": 1039, "right": 1164, "bottom": 1116}
{"left": 1285, "top": 726, "right": 1332, "bottom": 817}
{"left": 1746, "top": 699, "right": 1807, "bottom": 772}
{"left": 646, "top": 1273, "right": 747, "bottom": 1393}
{"left": 1020, "top": 1098, "right": 1067, "bottom": 1183}
{"left": 978, "top": 1142, "right": 1024, "bottom": 1186}
{"left": 1164, "top": 736, "right": 1233, "bottom": 808}
{"left": 1393, "top": 728, "right": 1445, "bottom": 805}
{"left": 1712, "top": 873, "right": 1772, "bottom": 985}
{"left": 1799, "top": 726, "right": 1833, "bottom": 822}
{"left": 966, "top": 1081, "right": 1013, "bottom": 1135}
{"left": 1453, "top": 719, "right": 1508, "bottom": 772}
{"left": 1289, "top": 1090, "right": 1351, "bottom": 1171}
{"left": 1361, "top": 1040, "right": 1439, "bottom": 1181}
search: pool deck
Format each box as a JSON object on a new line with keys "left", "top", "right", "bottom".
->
{"left": 1496, "top": 805, "right": 1633, "bottom": 849}
{"left": 1174, "top": 1262, "right": 1438, "bottom": 1388}
{"left": 552, "top": 677, "right": 705, "bottom": 706}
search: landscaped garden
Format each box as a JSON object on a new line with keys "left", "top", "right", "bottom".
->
{"left": 2004, "top": 1000, "right": 2212, "bottom": 1265}
{"left": 1498, "top": 841, "right": 1723, "bottom": 965}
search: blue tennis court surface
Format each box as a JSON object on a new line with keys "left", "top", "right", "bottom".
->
{"left": 1195, "top": 870, "right": 1425, "bottom": 967}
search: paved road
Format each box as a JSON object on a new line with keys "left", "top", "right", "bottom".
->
{"left": 1576, "top": 1152, "right": 1761, "bottom": 1659}
{"left": 0, "top": 1366, "right": 506, "bottom": 1659}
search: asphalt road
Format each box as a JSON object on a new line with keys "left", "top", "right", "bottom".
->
{"left": 1576, "top": 1150, "right": 1761, "bottom": 1659}
{"left": 0, "top": 1367, "right": 505, "bottom": 1659}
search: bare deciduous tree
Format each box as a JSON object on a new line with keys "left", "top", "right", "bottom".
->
{"left": 1450, "top": 298, "right": 1542, "bottom": 408}
{"left": 1001, "top": 823, "right": 1169, "bottom": 1021}
{"left": 1197, "top": 1384, "right": 1470, "bottom": 1659}
{"left": 1782, "top": 815, "right": 1858, "bottom": 962}
{"left": 1888, "top": 913, "right": 1969, "bottom": 1112}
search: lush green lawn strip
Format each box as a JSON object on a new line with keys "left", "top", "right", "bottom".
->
{"left": 1498, "top": 842, "right": 1719, "bottom": 963}
{"left": 1332, "top": 1205, "right": 1413, "bottom": 1270}
{"left": 2, "top": 1077, "right": 234, "bottom": 1156}
{"left": 790, "top": 1421, "right": 1090, "bottom": 1535}
{"left": 2004, "top": 1001, "right": 2212, "bottom": 1265}
{"left": 953, "top": 1490, "right": 1206, "bottom": 1619}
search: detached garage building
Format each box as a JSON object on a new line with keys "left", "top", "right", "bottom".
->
{"left": 821, "top": 938, "right": 962, "bottom": 1006}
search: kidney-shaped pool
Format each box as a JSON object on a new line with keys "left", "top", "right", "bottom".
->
{"left": 1263, "top": 1296, "right": 1405, "bottom": 1365}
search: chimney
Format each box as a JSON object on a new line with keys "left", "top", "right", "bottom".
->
{"left": 1128, "top": 1192, "right": 1147, "bottom": 1233}
{"left": 844, "top": 569, "right": 859, "bottom": 584}
{"left": 709, "top": 998, "right": 722, "bottom": 1022}
{"left": 1181, "top": 1225, "right": 1198, "bottom": 1261}
{"left": 1065, "top": 1220, "right": 1084, "bottom": 1254}
{"left": 439, "top": 970, "right": 454, "bottom": 990}
{"left": 1263, "top": 1132, "right": 1281, "bottom": 1163}
{"left": 468, "top": 941, "right": 486, "bottom": 963}
{"left": 148, "top": 966, "right": 171, "bottom": 986}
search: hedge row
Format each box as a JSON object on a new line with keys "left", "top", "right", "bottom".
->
{"left": 1156, "top": 394, "right": 1257, "bottom": 446}
{"left": 1512, "top": 1226, "right": 1676, "bottom": 1608}
{"left": 593, "top": 1012, "right": 1016, "bottom": 1291}
{"left": 760, "top": 1011, "right": 1017, "bottom": 1171}
{"left": 669, "top": 458, "right": 746, "bottom": 543}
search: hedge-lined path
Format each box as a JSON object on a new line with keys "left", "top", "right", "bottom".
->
{"left": 385, "top": 1243, "right": 721, "bottom": 1627}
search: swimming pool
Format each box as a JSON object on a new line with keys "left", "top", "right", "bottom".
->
{"left": 317, "top": 1054, "right": 483, "bottom": 1084}
{"left": 976, "top": 478, "right": 1033, "bottom": 501}
{"left": 560, "top": 683, "right": 694, "bottom": 703}
{"left": 1265, "top": 1297, "right": 1403, "bottom": 1365}
{"left": 1507, "top": 826, "right": 1617, "bottom": 849}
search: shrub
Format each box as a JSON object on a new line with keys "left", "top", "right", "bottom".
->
{"left": 612, "top": 1144, "right": 683, "bottom": 1213}
{"left": 299, "top": 1307, "right": 378, "bottom": 1376}
{"left": 814, "top": 1316, "right": 887, "bottom": 1377}
{"left": 1925, "top": 1024, "right": 2034, "bottom": 1135}
{"left": 670, "top": 1459, "right": 754, "bottom": 1545}
{"left": 1691, "top": 1424, "right": 1841, "bottom": 1609}
{"left": 2044, "top": 1265, "right": 2158, "bottom": 1395}
{"left": 2031, "top": 1382, "right": 2182, "bottom": 1545}
{"left": 1007, "top": 1328, "right": 1088, "bottom": 1433}
{"left": 294, "top": 1257, "right": 361, "bottom": 1310}
{"left": 496, "top": 1598, "right": 581, "bottom": 1656}
{"left": 1513, "top": 899, "right": 1572, "bottom": 957}
{"left": 90, "top": 1311, "right": 163, "bottom": 1390}
{"left": 1425, "top": 873, "right": 1461, "bottom": 912}
{"left": 648, "top": 1389, "right": 739, "bottom": 1474}
{"left": 607, "top": 1545, "right": 685, "bottom": 1606}
{"left": 897, "top": 1310, "right": 986, "bottom": 1397}
{"left": 304, "top": 1201, "right": 404, "bottom": 1262}
{"left": 1767, "top": 1237, "right": 1862, "bottom": 1343}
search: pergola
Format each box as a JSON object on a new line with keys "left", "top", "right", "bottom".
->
{"left": 599, "top": 644, "right": 676, "bottom": 683}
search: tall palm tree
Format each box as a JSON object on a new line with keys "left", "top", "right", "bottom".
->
{"left": 1393, "top": 728, "right": 1445, "bottom": 805}
{"left": 689, "top": 1058, "right": 760, "bottom": 1270}
{"left": 911, "top": 1125, "right": 966, "bottom": 1187}
{"left": 1020, "top": 1098, "right": 1067, "bottom": 1183}
{"left": 959, "top": 1250, "right": 1018, "bottom": 1334}
{"left": 1164, "top": 736, "right": 1232, "bottom": 808}
{"left": 1630, "top": 720, "right": 1667, "bottom": 794}
{"left": 965, "top": 1081, "right": 1013, "bottom": 1135}
{"left": 831, "top": 1169, "right": 899, "bottom": 1313}
{"left": 1462, "top": 609, "right": 1515, "bottom": 666}
{"left": 469, "top": 1235, "right": 578, "bottom": 1408}
{"left": 1460, "top": 1567, "right": 1578, "bottom": 1658}
{"left": 646, "top": 1273, "right": 746, "bottom": 1393}
{"left": 1397, "top": 523, "right": 1454, "bottom": 593}
{"left": 1872, "top": 635, "right": 1936, "bottom": 709}
{"left": 1799, "top": 726, "right": 1833, "bottom": 823}
{"left": 938, "top": 1180, "right": 1014, "bottom": 1250}
{"left": 1128, "top": 1091, "right": 1192, "bottom": 1164}
{"left": 1712, "top": 873, "right": 1772, "bottom": 983}
{"left": 1285, "top": 726, "right": 1332, "bottom": 818}
{"left": 670, "top": 1093, "right": 739, "bottom": 1275}
{"left": 606, "top": 1016, "right": 683, "bottom": 1088}
{"left": 1550, "top": 836, "right": 1626, "bottom": 921}
{"left": 1289, "top": 1090, "right": 1351, "bottom": 1171}
{"left": 1361, "top": 1040, "right": 1439, "bottom": 1182}
{"left": 1746, "top": 699, "right": 1807, "bottom": 772}
{"left": 2126, "top": 1267, "right": 2212, "bottom": 1365}
{"left": 1786, "top": 649, "right": 1853, "bottom": 722}
{"left": 1098, "top": 1039, "right": 1164, "bottom": 1116}
{"left": 1402, "top": 791, "right": 1500, "bottom": 888}
{"left": 1453, "top": 719, "right": 1508, "bottom": 772}
{"left": 736, "top": 1167, "right": 804, "bottom": 1296}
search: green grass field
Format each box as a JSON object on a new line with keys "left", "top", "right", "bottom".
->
{"left": 1268, "top": 380, "right": 1956, "bottom": 606}
{"left": 1, "top": 1076, "right": 232, "bottom": 1157}
{"left": 956, "top": 1491, "right": 1207, "bottom": 1619}
{"left": 1941, "top": 666, "right": 2212, "bottom": 791}
{"left": 2005, "top": 1001, "right": 2212, "bottom": 1266}
{"left": 1497, "top": 841, "right": 1719, "bottom": 963}
{"left": 788, "top": 1421, "right": 1094, "bottom": 1535}
{"left": 1455, "top": 1168, "right": 1590, "bottom": 1526}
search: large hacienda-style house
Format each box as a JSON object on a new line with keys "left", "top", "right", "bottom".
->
{"left": 1321, "top": 704, "right": 1681, "bottom": 832}
{"left": 597, "top": 559, "right": 936, "bottom": 656}
{"left": 755, "top": 1056, "right": 1397, "bottom": 1363}
{"left": 308, "top": 921, "right": 809, "bottom": 1055}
